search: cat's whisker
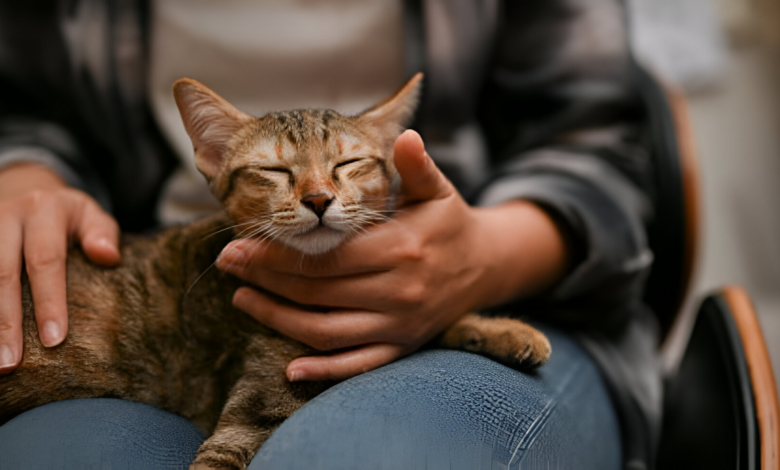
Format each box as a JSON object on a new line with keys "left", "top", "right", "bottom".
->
{"left": 232, "top": 221, "right": 266, "bottom": 239}
{"left": 236, "top": 218, "right": 278, "bottom": 240}
{"left": 185, "top": 260, "right": 218, "bottom": 297}
{"left": 203, "top": 220, "right": 257, "bottom": 240}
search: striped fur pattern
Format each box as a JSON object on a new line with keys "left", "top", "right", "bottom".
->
{"left": 173, "top": 74, "right": 422, "bottom": 254}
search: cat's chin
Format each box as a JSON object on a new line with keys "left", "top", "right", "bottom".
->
{"left": 280, "top": 226, "right": 349, "bottom": 255}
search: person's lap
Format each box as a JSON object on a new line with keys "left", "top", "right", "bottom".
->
{"left": 0, "top": 326, "right": 621, "bottom": 470}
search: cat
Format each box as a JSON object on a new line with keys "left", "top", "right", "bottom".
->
{"left": 0, "top": 73, "right": 551, "bottom": 469}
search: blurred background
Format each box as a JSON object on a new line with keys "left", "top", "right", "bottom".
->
{"left": 628, "top": 0, "right": 780, "bottom": 382}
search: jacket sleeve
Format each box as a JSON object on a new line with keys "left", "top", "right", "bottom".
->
{"left": 475, "top": 0, "right": 655, "bottom": 318}
{"left": 0, "top": 4, "right": 112, "bottom": 210}
{"left": 0, "top": 116, "right": 112, "bottom": 211}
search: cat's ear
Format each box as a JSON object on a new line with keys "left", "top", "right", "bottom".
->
{"left": 173, "top": 78, "right": 253, "bottom": 181}
{"left": 358, "top": 73, "right": 423, "bottom": 133}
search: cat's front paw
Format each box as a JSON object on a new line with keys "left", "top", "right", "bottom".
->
{"left": 192, "top": 445, "right": 251, "bottom": 470}
{"left": 438, "top": 314, "right": 552, "bottom": 370}
{"left": 190, "top": 463, "right": 232, "bottom": 470}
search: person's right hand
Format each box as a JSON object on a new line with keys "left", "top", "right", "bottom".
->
{"left": 0, "top": 163, "right": 120, "bottom": 374}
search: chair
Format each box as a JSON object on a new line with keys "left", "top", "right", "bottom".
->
{"left": 636, "top": 67, "right": 780, "bottom": 469}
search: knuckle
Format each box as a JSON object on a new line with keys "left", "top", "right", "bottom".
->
{"left": 397, "top": 234, "right": 424, "bottom": 262}
{"left": 0, "top": 269, "right": 19, "bottom": 287}
{"left": 22, "top": 188, "right": 79, "bottom": 210}
{"left": 25, "top": 250, "right": 64, "bottom": 273}
{"left": 0, "top": 321, "right": 15, "bottom": 333}
{"left": 398, "top": 282, "right": 426, "bottom": 308}
{"left": 22, "top": 189, "right": 49, "bottom": 208}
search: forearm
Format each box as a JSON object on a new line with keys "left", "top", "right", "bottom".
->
{"left": 471, "top": 200, "right": 569, "bottom": 309}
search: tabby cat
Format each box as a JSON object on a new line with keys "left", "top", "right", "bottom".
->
{"left": 0, "top": 73, "right": 551, "bottom": 469}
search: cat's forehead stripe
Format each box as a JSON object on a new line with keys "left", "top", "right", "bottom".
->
{"left": 251, "top": 139, "right": 276, "bottom": 161}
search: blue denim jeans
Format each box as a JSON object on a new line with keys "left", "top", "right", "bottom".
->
{"left": 0, "top": 326, "right": 621, "bottom": 470}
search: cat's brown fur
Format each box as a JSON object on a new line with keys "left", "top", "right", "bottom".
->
{"left": 0, "top": 74, "right": 550, "bottom": 469}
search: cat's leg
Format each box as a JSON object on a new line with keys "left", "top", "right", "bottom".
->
{"left": 191, "top": 337, "right": 328, "bottom": 470}
{"left": 436, "top": 313, "right": 552, "bottom": 369}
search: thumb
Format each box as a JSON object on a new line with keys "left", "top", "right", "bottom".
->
{"left": 394, "top": 129, "right": 452, "bottom": 204}
{"left": 76, "top": 198, "right": 121, "bottom": 266}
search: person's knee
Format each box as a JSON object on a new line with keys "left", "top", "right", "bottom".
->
{"left": 253, "top": 332, "right": 622, "bottom": 470}
{"left": 0, "top": 398, "right": 204, "bottom": 470}
{"left": 252, "top": 349, "right": 563, "bottom": 469}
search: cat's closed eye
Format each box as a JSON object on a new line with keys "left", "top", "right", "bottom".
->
{"left": 261, "top": 167, "right": 292, "bottom": 174}
{"left": 260, "top": 167, "right": 294, "bottom": 187}
{"left": 333, "top": 158, "right": 364, "bottom": 169}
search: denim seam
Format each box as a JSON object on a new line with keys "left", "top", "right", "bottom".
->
{"left": 507, "top": 358, "right": 588, "bottom": 466}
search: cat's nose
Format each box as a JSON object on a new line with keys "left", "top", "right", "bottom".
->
{"left": 301, "top": 194, "right": 333, "bottom": 219}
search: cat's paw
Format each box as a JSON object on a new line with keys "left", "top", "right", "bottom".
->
{"left": 192, "top": 446, "right": 249, "bottom": 470}
{"left": 190, "top": 463, "right": 231, "bottom": 470}
{"left": 491, "top": 324, "right": 551, "bottom": 369}
{"left": 438, "top": 314, "right": 551, "bottom": 370}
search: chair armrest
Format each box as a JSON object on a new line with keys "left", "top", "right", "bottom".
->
{"left": 658, "top": 285, "right": 779, "bottom": 470}
{"left": 722, "top": 286, "right": 780, "bottom": 470}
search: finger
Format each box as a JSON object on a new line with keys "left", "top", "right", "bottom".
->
{"left": 233, "top": 287, "right": 394, "bottom": 351}
{"left": 394, "top": 129, "right": 453, "bottom": 204}
{"left": 218, "top": 237, "right": 393, "bottom": 279}
{"left": 0, "top": 217, "right": 23, "bottom": 373}
{"left": 222, "top": 258, "right": 395, "bottom": 309}
{"left": 286, "top": 343, "right": 406, "bottom": 382}
{"left": 23, "top": 202, "right": 69, "bottom": 347}
{"left": 76, "top": 198, "right": 121, "bottom": 266}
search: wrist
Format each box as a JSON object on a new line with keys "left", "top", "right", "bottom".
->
{"left": 470, "top": 200, "right": 570, "bottom": 309}
{"left": 0, "top": 163, "right": 67, "bottom": 200}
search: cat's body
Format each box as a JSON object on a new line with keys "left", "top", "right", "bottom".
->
{"left": 0, "top": 74, "right": 551, "bottom": 469}
{"left": 3, "top": 213, "right": 327, "bottom": 465}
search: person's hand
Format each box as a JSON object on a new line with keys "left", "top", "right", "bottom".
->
{"left": 217, "top": 130, "right": 568, "bottom": 382}
{"left": 0, "top": 163, "right": 120, "bottom": 374}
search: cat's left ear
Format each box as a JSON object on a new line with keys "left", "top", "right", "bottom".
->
{"left": 358, "top": 73, "right": 423, "bottom": 134}
{"left": 173, "top": 78, "right": 253, "bottom": 182}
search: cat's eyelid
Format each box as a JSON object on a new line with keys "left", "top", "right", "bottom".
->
{"left": 260, "top": 167, "right": 292, "bottom": 174}
{"left": 334, "top": 158, "right": 364, "bottom": 169}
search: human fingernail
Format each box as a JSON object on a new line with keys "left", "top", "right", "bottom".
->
{"left": 287, "top": 369, "right": 303, "bottom": 382}
{"left": 218, "top": 242, "right": 246, "bottom": 268}
{"left": 0, "top": 344, "right": 16, "bottom": 370}
{"left": 42, "top": 321, "right": 63, "bottom": 347}
{"left": 97, "top": 237, "right": 118, "bottom": 252}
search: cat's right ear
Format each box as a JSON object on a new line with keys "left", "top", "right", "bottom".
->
{"left": 173, "top": 78, "right": 252, "bottom": 181}
{"left": 358, "top": 73, "right": 423, "bottom": 135}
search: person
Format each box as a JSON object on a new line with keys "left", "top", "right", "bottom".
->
{"left": 0, "top": 1, "right": 662, "bottom": 469}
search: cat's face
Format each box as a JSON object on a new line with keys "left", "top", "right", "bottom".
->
{"left": 173, "top": 74, "right": 422, "bottom": 254}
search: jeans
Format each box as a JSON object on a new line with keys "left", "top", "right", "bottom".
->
{"left": 0, "top": 326, "right": 622, "bottom": 470}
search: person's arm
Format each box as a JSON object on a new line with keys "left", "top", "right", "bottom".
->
{"left": 474, "top": 0, "right": 654, "bottom": 322}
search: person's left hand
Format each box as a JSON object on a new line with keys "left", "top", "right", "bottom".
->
{"left": 216, "top": 130, "right": 567, "bottom": 382}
